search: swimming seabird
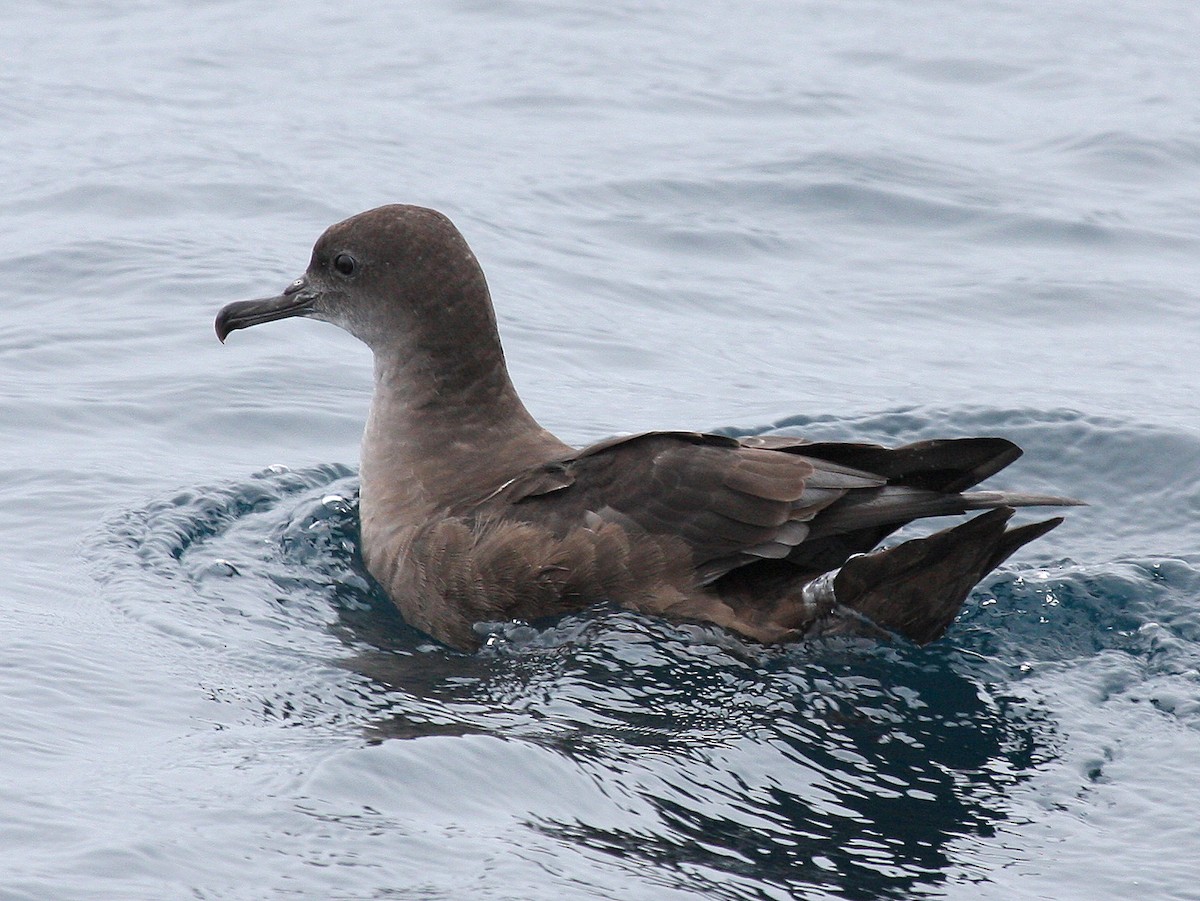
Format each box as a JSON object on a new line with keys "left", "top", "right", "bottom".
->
{"left": 216, "top": 204, "right": 1080, "bottom": 651}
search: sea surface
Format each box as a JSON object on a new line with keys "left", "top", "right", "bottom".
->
{"left": 3, "top": 2, "right": 1200, "bottom": 899}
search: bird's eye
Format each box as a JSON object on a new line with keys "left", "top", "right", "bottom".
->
{"left": 333, "top": 253, "right": 358, "bottom": 276}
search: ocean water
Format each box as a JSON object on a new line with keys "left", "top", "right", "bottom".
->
{"left": 3, "top": 1, "right": 1200, "bottom": 899}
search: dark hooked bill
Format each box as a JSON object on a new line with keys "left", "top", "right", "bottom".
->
{"left": 215, "top": 279, "right": 315, "bottom": 342}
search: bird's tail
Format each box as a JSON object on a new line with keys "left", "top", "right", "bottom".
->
{"left": 804, "top": 507, "right": 1063, "bottom": 645}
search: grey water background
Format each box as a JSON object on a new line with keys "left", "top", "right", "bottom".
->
{"left": 3, "top": 1, "right": 1200, "bottom": 898}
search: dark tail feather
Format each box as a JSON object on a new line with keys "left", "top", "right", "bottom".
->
{"left": 822, "top": 508, "right": 1064, "bottom": 645}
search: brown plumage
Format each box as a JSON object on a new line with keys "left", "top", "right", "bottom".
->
{"left": 215, "top": 204, "right": 1081, "bottom": 651}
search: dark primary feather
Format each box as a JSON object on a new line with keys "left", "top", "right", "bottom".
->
{"left": 476, "top": 430, "right": 1059, "bottom": 568}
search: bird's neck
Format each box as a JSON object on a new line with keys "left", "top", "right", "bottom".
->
{"left": 358, "top": 347, "right": 571, "bottom": 525}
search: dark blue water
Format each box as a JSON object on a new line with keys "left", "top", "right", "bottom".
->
{"left": 4, "top": 2, "right": 1199, "bottom": 898}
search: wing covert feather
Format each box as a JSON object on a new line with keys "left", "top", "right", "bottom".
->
{"left": 479, "top": 431, "right": 855, "bottom": 568}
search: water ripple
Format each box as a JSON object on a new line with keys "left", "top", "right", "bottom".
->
{"left": 81, "top": 405, "right": 1200, "bottom": 897}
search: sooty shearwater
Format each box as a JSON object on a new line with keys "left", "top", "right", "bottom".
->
{"left": 216, "top": 204, "right": 1081, "bottom": 651}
